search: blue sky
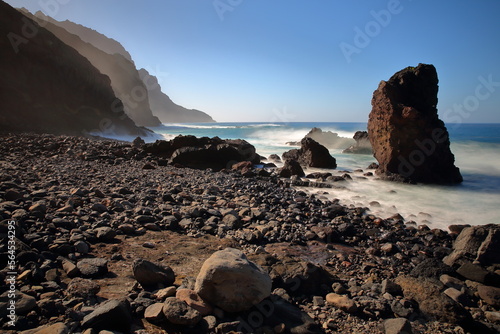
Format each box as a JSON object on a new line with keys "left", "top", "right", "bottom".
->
{"left": 6, "top": 0, "right": 500, "bottom": 123}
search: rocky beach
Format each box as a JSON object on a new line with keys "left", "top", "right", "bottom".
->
{"left": 1, "top": 133, "right": 499, "bottom": 334}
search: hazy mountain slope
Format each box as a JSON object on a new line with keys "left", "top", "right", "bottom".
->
{"left": 49, "top": 16, "right": 133, "bottom": 62}
{"left": 139, "top": 68, "right": 215, "bottom": 123}
{"left": 0, "top": 1, "right": 148, "bottom": 136}
{"left": 22, "top": 11, "right": 161, "bottom": 127}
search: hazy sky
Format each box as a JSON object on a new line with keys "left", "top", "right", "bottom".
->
{"left": 6, "top": 0, "right": 500, "bottom": 123}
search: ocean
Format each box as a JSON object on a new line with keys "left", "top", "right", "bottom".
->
{"left": 149, "top": 122, "right": 500, "bottom": 230}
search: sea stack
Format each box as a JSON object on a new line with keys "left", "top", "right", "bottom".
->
{"left": 368, "top": 63, "right": 463, "bottom": 184}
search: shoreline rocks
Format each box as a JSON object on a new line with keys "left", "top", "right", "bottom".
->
{"left": 0, "top": 133, "right": 498, "bottom": 334}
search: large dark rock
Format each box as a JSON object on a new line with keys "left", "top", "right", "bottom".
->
{"left": 283, "top": 137, "right": 337, "bottom": 169}
{"left": 343, "top": 131, "right": 373, "bottom": 154}
{"left": 143, "top": 135, "right": 259, "bottom": 171}
{"left": 279, "top": 159, "right": 305, "bottom": 178}
{"left": 0, "top": 2, "right": 148, "bottom": 136}
{"left": 368, "top": 64, "right": 462, "bottom": 184}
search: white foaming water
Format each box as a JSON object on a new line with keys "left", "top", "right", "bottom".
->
{"left": 88, "top": 130, "right": 163, "bottom": 143}
{"left": 105, "top": 122, "right": 500, "bottom": 230}
{"left": 300, "top": 142, "right": 500, "bottom": 230}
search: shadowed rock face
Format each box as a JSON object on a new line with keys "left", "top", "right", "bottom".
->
{"left": 21, "top": 10, "right": 161, "bottom": 127}
{"left": 368, "top": 64, "right": 462, "bottom": 184}
{"left": 0, "top": 2, "right": 148, "bottom": 136}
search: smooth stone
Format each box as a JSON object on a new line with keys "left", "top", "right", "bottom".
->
{"left": 195, "top": 248, "right": 272, "bottom": 313}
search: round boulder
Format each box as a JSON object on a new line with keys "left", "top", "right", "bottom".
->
{"left": 194, "top": 248, "right": 272, "bottom": 313}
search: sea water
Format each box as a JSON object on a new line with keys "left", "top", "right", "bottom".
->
{"left": 151, "top": 122, "right": 500, "bottom": 230}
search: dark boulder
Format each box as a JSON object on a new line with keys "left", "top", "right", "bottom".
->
{"left": 0, "top": 2, "right": 149, "bottom": 136}
{"left": 278, "top": 160, "right": 305, "bottom": 178}
{"left": 143, "top": 135, "right": 260, "bottom": 171}
{"left": 368, "top": 64, "right": 462, "bottom": 184}
{"left": 283, "top": 137, "right": 336, "bottom": 169}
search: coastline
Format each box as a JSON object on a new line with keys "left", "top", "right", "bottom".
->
{"left": 1, "top": 133, "right": 499, "bottom": 333}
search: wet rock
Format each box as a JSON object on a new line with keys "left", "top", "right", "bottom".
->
{"left": 77, "top": 258, "right": 109, "bottom": 278}
{"left": 162, "top": 297, "right": 202, "bottom": 326}
{"left": 279, "top": 159, "right": 305, "bottom": 178}
{"left": 132, "top": 258, "right": 175, "bottom": 289}
{"left": 81, "top": 299, "right": 132, "bottom": 332}
{"left": 195, "top": 248, "right": 272, "bottom": 313}
{"left": 368, "top": 63, "right": 462, "bottom": 184}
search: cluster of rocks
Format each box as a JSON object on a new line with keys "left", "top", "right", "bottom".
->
{"left": 0, "top": 133, "right": 499, "bottom": 334}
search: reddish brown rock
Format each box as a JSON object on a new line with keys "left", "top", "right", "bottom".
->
{"left": 368, "top": 64, "right": 462, "bottom": 184}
